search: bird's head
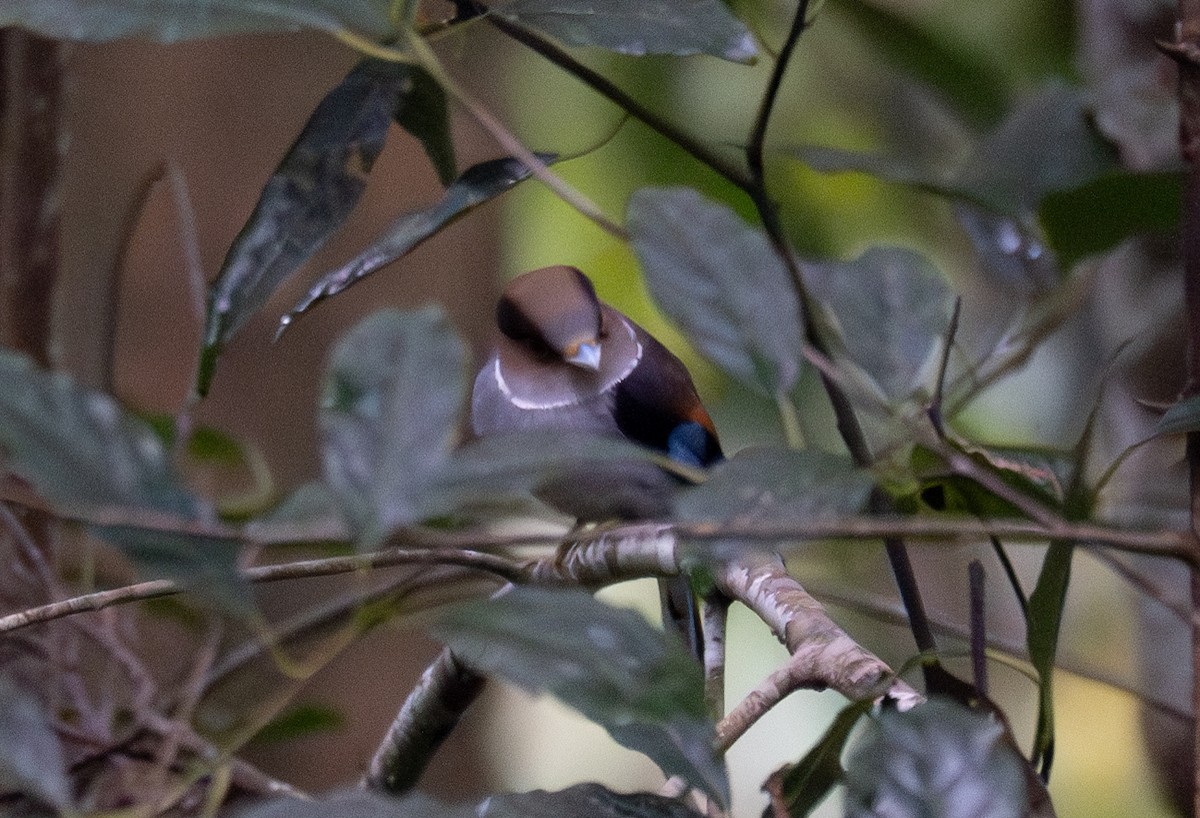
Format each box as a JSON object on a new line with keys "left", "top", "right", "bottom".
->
{"left": 496, "top": 265, "right": 605, "bottom": 371}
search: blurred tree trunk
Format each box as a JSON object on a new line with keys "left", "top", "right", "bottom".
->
{"left": 0, "top": 28, "right": 63, "bottom": 364}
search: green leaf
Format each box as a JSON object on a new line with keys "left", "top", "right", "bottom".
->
{"left": 826, "top": 0, "right": 1007, "bottom": 127}
{"left": 434, "top": 586, "right": 728, "bottom": 806}
{"left": 253, "top": 702, "right": 344, "bottom": 744}
{"left": 1156, "top": 392, "right": 1200, "bottom": 436}
{"left": 913, "top": 442, "right": 1065, "bottom": 518}
{"left": 318, "top": 307, "right": 466, "bottom": 544}
{"left": 762, "top": 700, "right": 873, "bottom": 818}
{"left": 676, "top": 447, "right": 873, "bottom": 522}
{"left": 278, "top": 154, "right": 556, "bottom": 337}
{"left": 628, "top": 187, "right": 804, "bottom": 397}
{"left": 495, "top": 0, "right": 756, "bottom": 63}
{"left": 803, "top": 247, "right": 954, "bottom": 401}
{"left": 438, "top": 429, "right": 679, "bottom": 520}
{"left": 198, "top": 59, "right": 415, "bottom": 395}
{"left": 0, "top": 0, "right": 395, "bottom": 42}
{"left": 394, "top": 65, "right": 456, "bottom": 186}
{"left": 843, "top": 699, "right": 1029, "bottom": 818}
{"left": 1025, "top": 539, "right": 1072, "bottom": 774}
{"left": 0, "top": 353, "right": 250, "bottom": 614}
{"left": 240, "top": 784, "right": 704, "bottom": 818}
{"left": 0, "top": 675, "right": 71, "bottom": 811}
{"left": 1039, "top": 170, "right": 1183, "bottom": 269}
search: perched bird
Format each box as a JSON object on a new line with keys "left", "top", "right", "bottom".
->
{"left": 470, "top": 265, "right": 722, "bottom": 658}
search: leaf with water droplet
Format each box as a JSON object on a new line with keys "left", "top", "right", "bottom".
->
{"left": 435, "top": 586, "right": 728, "bottom": 807}
{"left": 496, "top": 0, "right": 756, "bottom": 63}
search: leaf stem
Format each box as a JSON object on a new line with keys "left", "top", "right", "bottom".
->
{"left": 480, "top": 11, "right": 756, "bottom": 192}
{"left": 407, "top": 35, "right": 628, "bottom": 239}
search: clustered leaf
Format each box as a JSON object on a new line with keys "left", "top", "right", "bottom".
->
{"left": 278, "top": 154, "right": 556, "bottom": 337}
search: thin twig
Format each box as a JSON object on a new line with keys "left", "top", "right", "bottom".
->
{"left": 701, "top": 592, "right": 732, "bottom": 721}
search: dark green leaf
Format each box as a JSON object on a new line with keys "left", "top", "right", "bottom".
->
{"left": 1039, "top": 171, "right": 1183, "bottom": 269}
{"left": 912, "top": 443, "right": 1064, "bottom": 518}
{"left": 826, "top": 0, "right": 1007, "bottom": 126}
{"left": 628, "top": 187, "right": 803, "bottom": 397}
{"left": 676, "top": 447, "right": 872, "bottom": 522}
{"left": 199, "top": 59, "right": 413, "bottom": 394}
{"left": 434, "top": 586, "right": 728, "bottom": 806}
{"left": 762, "top": 700, "right": 872, "bottom": 818}
{"left": 0, "top": 0, "right": 394, "bottom": 42}
{"left": 394, "top": 65, "right": 456, "bottom": 186}
{"left": 844, "top": 699, "right": 1028, "bottom": 818}
{"left": 253, "top": 703, "right": 344, "bottom": 744}
{"left": 496, "top": 0, "right": 756, "bottom": 63}
{"left": 1156, "top": 393, "right": 1200, "bottom": 436}
{"left": 803, "top": 247, "right": 954, "bottom": 400}
{"left": 278, "top": 154, "right": 556, "bottom": 337}
{"left": 239, "top": 784, "right": 704, "bottom": 818}
{"left": 0, "top": 676, "right": 71, "bottom": 811}
{"left": 319, "top": 308, "right": 466, "bottom": 545}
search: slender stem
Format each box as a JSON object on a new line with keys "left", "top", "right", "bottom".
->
{"left": 364, "top": 648, "right": 486, "bottom": 794}
{"left": 481, "top": 11, "right": 755, "bottom": 192}
{"left": 745, "top": 0, "right": 809, "bottom": 186}
{"left": 407, "top": 35, "right": 628, "bottom": 239}
{"left": 741, "top": 0, "right": 940, "bottom": 674}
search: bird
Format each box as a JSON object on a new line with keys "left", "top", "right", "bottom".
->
{"left": 470, "top": 265, "right": 723, "bottom": 660}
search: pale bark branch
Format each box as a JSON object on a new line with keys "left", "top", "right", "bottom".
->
{"left": 712, "top": 553, "right": 921, "bottom": 750}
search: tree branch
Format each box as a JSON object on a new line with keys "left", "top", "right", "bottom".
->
{"left": 713, "top": 552, "right": 921, "bottom": 751}
{"left": 364, "top": 647, "right": 485, "bottom": 794}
